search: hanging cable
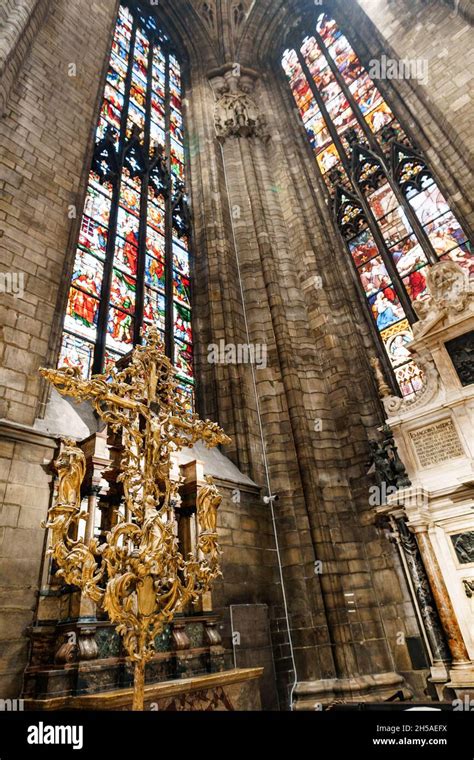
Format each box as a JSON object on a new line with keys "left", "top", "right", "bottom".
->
{"left": 210, "top": 111, "right": 298, "bottom": 708}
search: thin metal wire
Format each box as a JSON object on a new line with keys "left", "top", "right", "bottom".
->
{"left": 214, "top": 121, "right": 299, "bottom": 709}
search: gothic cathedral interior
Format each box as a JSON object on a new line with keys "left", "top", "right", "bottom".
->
{"left": 0, "top": 0, "right": 473, "bottom": 721}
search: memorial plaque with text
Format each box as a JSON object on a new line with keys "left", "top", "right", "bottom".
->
{"left": 410, "top": 419, "right": 465, "bottom": 468}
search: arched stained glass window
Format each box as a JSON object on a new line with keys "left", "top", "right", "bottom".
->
{"left": 282, "top": 12, "right": 472, "bottom": 399}
{"left": 59, "top": 1, "right": 194, "bottom": 408}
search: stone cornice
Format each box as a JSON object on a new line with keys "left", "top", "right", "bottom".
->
{"left": 0, "top": 418, "right": 58, "bottom": 448}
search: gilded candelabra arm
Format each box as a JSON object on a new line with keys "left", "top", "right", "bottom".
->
{"left": 60, "top": 542, "right": 105, "bottom": 604}
{"left": 103, "top": 573, "right": 142, "bottom": 656}
{"left": 168, "top": 416, "right": 231, "bottom": 449}
{"left": 43, "top": 506, "right": 80, "bottom": 568}
{"left": 118, "top": 429, "right": 149, "bottom": 520}
{"left": 39, "top": 367, "right": 146, "bottom": 430}
{"left": 39, "top": 367, "right": 111, "bottom": 407}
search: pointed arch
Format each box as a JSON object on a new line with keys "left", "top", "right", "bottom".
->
{"left": 59, "top": 1, "right": 194, "bottom": 408}
{"left": 281, "top": 10, "right": 472, "bottom": 398}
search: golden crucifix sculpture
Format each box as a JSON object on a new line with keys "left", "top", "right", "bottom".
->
{"left": 40, "top": 327, "right": 230, "bottom": 710}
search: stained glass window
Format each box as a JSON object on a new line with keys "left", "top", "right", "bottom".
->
{"left": 60, "top": 1, "right": 194, "bottom": 406}
{"left": 282, "top": 13, "right": 472, "bottom": 399}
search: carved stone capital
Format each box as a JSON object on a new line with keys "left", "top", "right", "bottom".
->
{"left": 208, "top": 64, "right": 270, "bottom": 142}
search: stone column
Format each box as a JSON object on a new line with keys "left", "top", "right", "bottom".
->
{"left": 387, "top": 486, "right": 474, "bottom": 691}
{"left": 206, "top": 62, "right": 412, "bottom": 705}
{"left": 0, "top": 0, "right": 50, "bottom": 117}
{"left": 393, "top": 517, "right": 450, "bottom": 666}
{"left": 413, "top": 525, "right": 470, "bottom": 666}
{"left": 208, "top": 64, "right": 338, "bottom": 693}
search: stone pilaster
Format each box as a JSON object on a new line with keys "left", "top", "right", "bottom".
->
{"left": 0, "top": 0, "right": 50, "bottom": 117}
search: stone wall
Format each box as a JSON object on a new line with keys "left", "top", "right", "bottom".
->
{"left": 0, "top": 0, "right": 50, "bottom": 118}
{"left": 0, "top": 0, "right": 118, "bottom": 699}
{"left": 355, "top": 0, "right": 473, "bottom": 151}
{"left": 0, "top": 0, "right": 118, "bottom": 426}
{"left": 211, "top": 484, "right": 281, "bottom": 709}
{"left": 0, "top": 425, "right": 56, "bottom": 697}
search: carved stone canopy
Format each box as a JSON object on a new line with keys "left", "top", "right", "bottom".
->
{"left": 208, "top": 63, "right": 270, "bottom": 142}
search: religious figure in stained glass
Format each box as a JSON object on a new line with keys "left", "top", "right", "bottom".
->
{"left": 282, "top": 11, "right": 472, "bottom": 399}
{"left": 59, "top": 0, "right": 194, "bottom": 408}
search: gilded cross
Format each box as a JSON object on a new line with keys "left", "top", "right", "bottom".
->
{"left": 40, "top": 327, "right": 230, "bottom": 709}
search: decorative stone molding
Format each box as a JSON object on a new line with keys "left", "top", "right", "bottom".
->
{"left": 199, "top": 1, "right": 216, "bottom": 31}
{"left": 231, "top": 0, "right": 248, "bottom": 29}
{"left": 293, "top": 672, "right": 411, "bottom": 709}
{"left": 196, "top": 0, "right": 250, "bottom": 35}
{"left": 0, "top": 419, "right": 57, "bottom": 448}
{"left": 377, "top": 261, "right": 473, "bottom": 416}
{"left": 383, "top": 350, "right": 440, "bottom": 415}
{"left": 77, "top": 627, "right": 99, "bottom": 661}
{"left": 209, "top": 63, "right": 270, "bottom": 142}
{"left": 24, "top": 667, "right": 264, "bottom": 711}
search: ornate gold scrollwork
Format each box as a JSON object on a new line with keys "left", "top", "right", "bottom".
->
{"left": 40, "top": 327, "right": 230, "bottom": 709}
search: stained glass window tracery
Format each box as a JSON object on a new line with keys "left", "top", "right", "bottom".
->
{"left": 59, "top": 1, "right": 193, "bottom": 406}
{"left": 282, "top": 12, "right": 472, "bottom": 399}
